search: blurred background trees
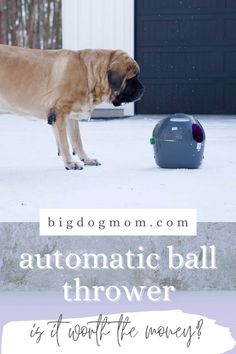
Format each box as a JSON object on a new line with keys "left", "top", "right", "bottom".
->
{"left": 0, "top": 0, "right": 62, "bottom": 49}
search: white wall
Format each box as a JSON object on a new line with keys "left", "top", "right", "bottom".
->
{"left": 62, "top": 0, "right": 135, "bottom": 116}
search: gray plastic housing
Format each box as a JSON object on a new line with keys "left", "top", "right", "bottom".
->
{"left": 151, "top": 113, "right": 206, "bottom": 169}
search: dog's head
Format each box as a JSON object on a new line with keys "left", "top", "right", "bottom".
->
{"left": 108, "top": 51, "right": 144, "bottom": 107}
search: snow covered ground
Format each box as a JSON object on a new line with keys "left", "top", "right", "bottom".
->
{"left": 0, "top": 114, "right": 235, "bottom": 222}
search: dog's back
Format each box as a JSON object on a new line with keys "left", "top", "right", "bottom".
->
{"left": 0, "top": 45, "right": 71, "bottom": 118}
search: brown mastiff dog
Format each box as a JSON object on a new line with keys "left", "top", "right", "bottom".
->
{"left": 0, "top": 45, "right": 144, "bottom": 170}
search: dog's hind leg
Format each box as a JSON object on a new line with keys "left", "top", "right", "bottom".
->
{"left": 54, "top": 113, "right": 84, "bottom": 170}
{"left": 67, "top": 118, "right": 101, "bottom": 166}
{"left": 52, "top": 125, "right": 61, "bottom": 156}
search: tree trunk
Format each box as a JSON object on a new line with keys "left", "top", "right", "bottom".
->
{"left": 55, "top": 0, "right": 61, "bottom": 49}
{"left": 0, "top": 0, "right": 7, "bottom": 44}
{"left": 27, "top": 0, "right": 38, "bottom": 48}
{"left": 10, "top": 0, "right": 18, "bottom": 45}
{"left": 0, "top": 0, "right": 62, "bottom": 48}
{"left": 44, "top": 0, "right": 51, "bottom": 49}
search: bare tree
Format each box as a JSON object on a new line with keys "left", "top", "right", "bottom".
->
{"left": 0, "top": 0, "right": 62, "bottom": 49}
{"left": 0, "top": 0, "right": 7, "bottom": 44}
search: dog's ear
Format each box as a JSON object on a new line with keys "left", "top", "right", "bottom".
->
{"left": 108, "top": 70, "right": 124, "bottom": 91}
{"left": 108, "top": 61, "right": 125, "bottom": 91}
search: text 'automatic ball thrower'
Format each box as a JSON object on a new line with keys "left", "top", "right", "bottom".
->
{"left": 150, "top": 113, "right": 206, "bottom": 169}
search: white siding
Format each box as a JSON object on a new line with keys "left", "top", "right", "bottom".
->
{"left": 62, "top": 0, "right": 135, "bottom": 116}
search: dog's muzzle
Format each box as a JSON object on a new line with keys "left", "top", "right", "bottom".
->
{"left": 112, "top": 81, "right": 144, "bottom": 107}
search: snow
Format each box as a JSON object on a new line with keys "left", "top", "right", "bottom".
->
{"left": 0, "top": 114, "right": 236, "bottom": 222}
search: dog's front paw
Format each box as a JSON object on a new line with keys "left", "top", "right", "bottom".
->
{"left": 82, "top": 158, "right": 101, "bottom": 166}
{"left": 65, "top": 162, "right": 84, "bottom": 170}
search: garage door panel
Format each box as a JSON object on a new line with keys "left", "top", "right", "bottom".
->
{"left": 225, "top": 52, "right": 236, "bottom": 73}
{"left": 136, "top": 0, "right": 236, "bottom": 114}
{"left": 140, "top": 50, "right": 222, "bottom": 78}
{"left": 226, "top": 0, "right": 236, "bottom": 9}
{"left": 136, "top": 82, "right": 228, "bottom": 114}
{"left": 225, "top": 19, "right": 236, "bottom": 40}
{"left": 141, "top": 0, "right": 224, "bottom": 13}
{"left": 137, "top": 18, "right": 223, "bottom": 45}
{"left": 224, "top": 84, "right": 236, "bottom": 109}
